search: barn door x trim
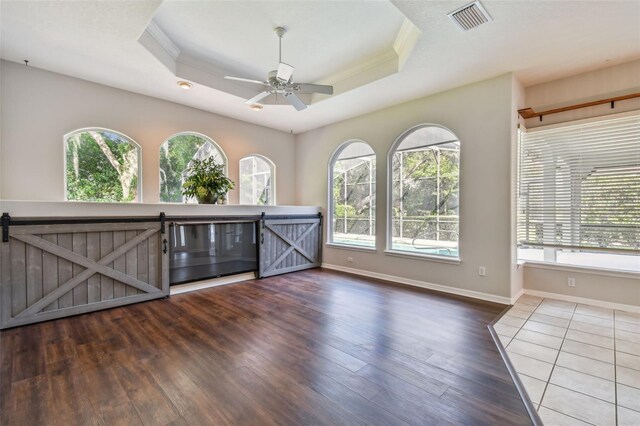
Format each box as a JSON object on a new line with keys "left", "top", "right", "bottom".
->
{"left": 259, "top": 217, "right": 322, "bottom": 278}
{"left": 264, "top": 221, "right": 318, "bottom": 273}
{"left": 1, "top": 222, "right": 168, "bottom": 329}
{"left": 13, "top": 228, "right": 161, "bottom": 319}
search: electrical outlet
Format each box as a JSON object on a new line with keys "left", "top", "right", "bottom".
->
{"left": 568, "top": 277, "right": 576, "bottom": 287}
{"left": 478, "top": 266, "right": 486, "bottom": 277}
{"left": 347, "top": 257, "right": 354, "bottom": 263}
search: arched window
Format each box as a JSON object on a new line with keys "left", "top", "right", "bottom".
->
{"left": 388, "top": 125, "right": 460, "bottom": 258}
{"left": 328, "top": 141, "right": 376, "bottom": 248}
{"left": 64, "top": 128, "right": 141, "bottom": 202}
{"left": 239, "top": 155, "right": 275, "bottom": 205}
{"left": 159, "top": 132, "right": 227, "bottom": 203}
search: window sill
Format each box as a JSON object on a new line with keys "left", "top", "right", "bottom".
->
{"left": 521, "top": 260, "right": 640, "bottom": 280}
{"left": 325, "top": 243, "right": 377, "bottom": 253}
{"left": 384, "top": 249, "right": 461, "bottom": 264}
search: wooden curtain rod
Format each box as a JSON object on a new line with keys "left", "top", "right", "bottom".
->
{"left": 518, "top": 92, "right": 640, "bottom": 120}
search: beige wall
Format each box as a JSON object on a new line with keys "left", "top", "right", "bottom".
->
{"left": 522, "top": 60, "right": 640, "bottom": 307}
{"left": 0, "top": 60, "right": 297, "bottom": 205}
{"left": 295, "top": 73, "right": 517, "bottom": 300}
{"left": 524, "top": 266, "right": 639, "bottom": 307}
{"left": 524, "top": 59, "right": 640, "bottom": 129}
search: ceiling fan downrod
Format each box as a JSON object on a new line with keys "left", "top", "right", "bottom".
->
{"left": 275, "top": 27, "right": 286, "bottom": 64}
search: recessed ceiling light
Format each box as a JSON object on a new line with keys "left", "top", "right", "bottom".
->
{"left": 177, "top": 81, "right": 192, "bottom": 90}
{"left": 249, "top": 104, "right": 263, "bottom": 111}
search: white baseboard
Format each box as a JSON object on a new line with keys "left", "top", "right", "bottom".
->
{"left": 511, "top": 288, "right": 525, "bottom": 305}
{"left": 321, "top": 263, "right": 511, "bottom": 305}
{"left": 170, "top": 272, "right": 256, "bottom": 295}
{"left": 523, "top": 289, "right": 640, "bottom": 314}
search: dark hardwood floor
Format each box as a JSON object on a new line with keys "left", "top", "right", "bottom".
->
{"left": 0, "top": 268, "right": 531, "bottom": 425}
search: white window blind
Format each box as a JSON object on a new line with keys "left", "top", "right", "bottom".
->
{"left": 517, "top": 114, "right": 640, "bottom": 255}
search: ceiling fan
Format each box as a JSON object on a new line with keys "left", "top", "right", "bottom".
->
{"left": 224, "top": 27, "right": 334, "bottom": 111}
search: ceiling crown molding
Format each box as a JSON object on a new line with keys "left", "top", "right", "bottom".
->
{"left": 146, "top": 21, "right": 180, "bottom": 60}
{"left": 394, "top": 18, "right": 422, "bottom": 70}
{"left": 311, "top": 18, "right": 420, "bottom": 103}
{"left": 138, "top": 20, "right": 180, "bottom": 74}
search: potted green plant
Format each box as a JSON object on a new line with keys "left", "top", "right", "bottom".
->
{"left": 181, "top": 158, "right": 235, "bottom": 204}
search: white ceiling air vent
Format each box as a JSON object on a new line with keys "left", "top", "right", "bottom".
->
{"left": 448, "top": 1, "right": 492, "bottom": 32}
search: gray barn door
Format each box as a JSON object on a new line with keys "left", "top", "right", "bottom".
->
{"left": 0, "top": 221, "right": 169, "bottom": 329}
{"left": 259, "top": 217, "right": 322, "bottom": 278}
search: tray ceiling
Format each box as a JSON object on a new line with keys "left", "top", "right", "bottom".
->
{"left": 139, "top": 1, "right": 420, "bottom": 106}
{"left": 153, "top": 1, "right": 406, "bottom": 83}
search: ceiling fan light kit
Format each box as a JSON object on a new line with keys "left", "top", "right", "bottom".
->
{"left": 224, "top": 26, "right": 334, "bottom": 111}
{"left": 276, "top": 63, "right": 294, "bottom": 83}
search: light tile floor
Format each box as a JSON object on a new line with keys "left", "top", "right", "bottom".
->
{"left": 495, "top": 295, "right": 640, "bottom": 426}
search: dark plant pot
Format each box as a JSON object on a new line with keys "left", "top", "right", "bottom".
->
{"left": 196, "top": 194, "right": 218, "bottom": 204}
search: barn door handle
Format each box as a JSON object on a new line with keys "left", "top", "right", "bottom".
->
{"left": 162, "top": 239, "right": 168, "bottom": 254}
{"left": 260, "top": 233, "right": 264, "bottom": 244}
{"left": 1, "top": 213, "right": 10, "bottom": 243}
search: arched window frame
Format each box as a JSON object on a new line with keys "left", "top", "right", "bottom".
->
{"left": 386, "top": 124, "right": 461, "bottom": 262}
{"left": 327, "top": 140, "right": 377, "bottom": 251}
{"left": 239, "top": 154, "right": 276, "bottom": 205}
{"left": 158, "top": 131, "right": 228, "bottom": 203}
{"left": 63, "top": 127, "right": 142, "bottom": 202}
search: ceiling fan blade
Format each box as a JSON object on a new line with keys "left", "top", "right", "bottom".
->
{"left": 245, "top": 91, "right": 272, "bottom": 105}
{"left": 225, "top": 76, "right": 267, "bottom": 86}
{"left": 283, "top": 92, "right": 307, "bottom": 111}
{"left": 290, "top": 83, "right": 334, "bottom": 95}
{"left": 276, "top": 62, "right": 294, "bottom": 83}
